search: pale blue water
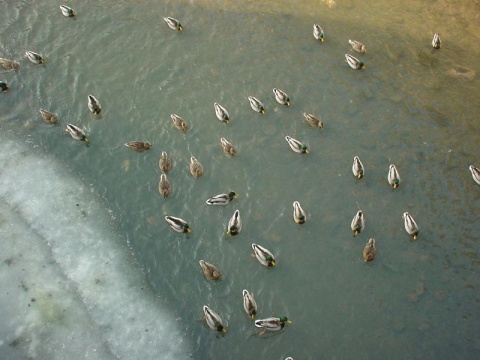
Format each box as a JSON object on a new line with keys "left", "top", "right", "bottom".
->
{"left": 1, "top": 0, "right": 479, "bottom": 359}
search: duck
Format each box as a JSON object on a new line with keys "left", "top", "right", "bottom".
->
{"left": 39, "top": 109, "right": 58, "bottom": 124}
{"left": 252, "top": 243, "right": 275, "bottom": 267}
{"left": 65, "top": 124, "right": 88, "bottom": 142}
{"left": 124, "top": 141, "right": 152, "bottom": 152}
{"left": 214, "top": 103, "right": 230, "bottom": 123}
{"left": 293, "top": 201, "right": 306, "bottom": 224}
{"left": 469, "top": 165, "right": 480, "bottom": 185}
{"left": 227, "top": 209, "right": 241, "bottom": 236}
{"left": 164, "top": 17, "right": 183, "bottom": 31}
{"left": 0, "top": 58, "right": 20, "bottom": 71}
{"left": 0, "top": 81, "right": 9, "bottom": 92}
{"left": 432, "top": 33, "right": 441, "bottom": 49}
{"left": 60, "top": 5, "right": 75, "bottom": 17}
{"left": 206, "top": 192, "right": 237, "bottom": 205}
{"left": 25, "top": 51, "right": 44, "bottom": 64}
{"left": 285, "top": 136, "right": 309, "bottom": 154}
{"left": 273, "top": 88, "right": 290, "bottom": 106}
{"left": 349, "top": 39, "right": 367, "bottom": 53}
{"left": 255, "top": 316, "right": 291, "bottom": 335}
{"left": 313, "top": 24, "right": 324, "bottom": 41}
{"left": 303, "top": 112, "right": 323, "bottom": 128}
{"left": 203, "top": 306, "right": 226, "bottom": 334}
{"left": 171, "top": 114, "right": 188, "bottom": 132}
{"left": 351, "top": 210, "right": 365, "bottom": 236}
{"left": 158, "top": 174, "right": 171, "bottom": 199}
{"left": 87, "top": 95, "right": 101, "bottom": 115}
{"left": 345, "top": 54, "right": 365, "bottom": 70}
{"left": 165, "top": 215, "right": 191, "bottom": 233}
{"left": 220, "top": 137, "right": 237, "bottom": 156}
{"left": 352, "top": 156, "right": 364, "bottom": 178}
{"left": 363, "top": 238, "right": 376, "bottom": 262}
{"left": 403, "top": 212, "right": 419, "bottom": 240}
{"left": 199, "top": 260, "right": 222, "bottom": 281}
{"left": 159, "top": 151, "right": 172, "bottom": 173}
{"left": 248, "top": 96, "right": 266, "bottom": 114}
{"left": 242, "top": 289, "right": 257, "bottom": 319}
{"left": 387, "top": 164, "right": 401, "bottom": 188}
{"left": 189, "top": 156, "right": 204, "bottom": 177}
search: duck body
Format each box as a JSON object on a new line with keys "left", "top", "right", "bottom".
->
{"left": 351, "top": 210, "right": 365, "bottom": 236}
{"left": 203, "top": 306, "right": 226, "bottom": 334}
{"left": 388, "top": 164, "right": 401, "bottom": 188}
{"left": 273, "top": 88, "right": 290, "bottom": 106}
{"left": 345, "top": 54, "right": 364, "bottom": 70}
{"left": 25, "top": 51, "right": 44, "bottom": 64}
{"left": 252, "top": 243, "right": 275, "bottom": 267}
{"left": 199, "top": 260, "right": 222, "bottom": 281}
{"left": 190, "top": 156, "right": 204, "bottom": 177}
{"left": 214, "top": 103, "right": 230, "bottom": 123}
{"left": 159, "top": 151, "right": 172, "bottom": 173}
{"left": 220, "top": 137, "right": 237, "bottom": 156}
{"left": 87, "top": 95, "right": 101, "bottom": 115}
{"left": 242, "top": 289, "right": 257, "bottom": 319}
{"left": 293, "top": 201, "right": 306, "bottom": 224}
{"left": 164, "top": 17, "right": 183, "bottom": 31}
{"left": 0, "top": 58, "right": 20, "bottom": 71}
{"left": 248, "top": 96, "right": 265, "bottom": 114}
{"left": 363, "top": 238, "right": 376, "bottom": 262}
{"left": 0, "top": 81, "right": 9, "bottom": 92}
{"left": 313, "top": 24, "right": 324, "bottom": 41}
{"left": 303, "top": 112, "right": 323, "bottom": 128}
{"left": 255, "top": 316, "right": 291, "bottom": 335}
{"left": 171, "top": 114, "right": 188, "bottom": 132}
{"left": 432, "top": 33, "right": 441, "bottom": 49}
{"left": 60, "top": 5, "right": 75, "bottom": 17}
{"left": 206, "top": 192, "right": 237, "bottom": 205}
{"left": 124, "top": 141, "right": 151, "bottom": 152}
{"left": 403, "top": 212, "right": 419, "bottom": 240}
{"left": 158, "top": 174, "right": 171, "bottom": 198}
{"left": 227, "top": 209, "right": 242, "bottom": 235}
{"left": 352, "top": 156, "right": 364, "bottom": 178}
{"left": 165, "top": 215, "right": 191, "bottom": 233}
{"left": 65, "top": 124, "right": 88, "bottom": 142}
{"left": 285, "top": 136, "right": 309, "bottom": 154}
{"left": 39, "top": 109, "right": 58, "bottom": 124}
{"left": 349, "top": 39, "right": 367, "bottom": 53}
{"left": 469, "top": 165, "right": 480, "bottom": 185}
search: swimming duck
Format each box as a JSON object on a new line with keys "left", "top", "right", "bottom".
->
{"left": 248, "top": 96, "right": 266, "bottom": 114}
{"left": 189, "top": 156, "right": 204, "bottom": 177}
{"left": 255, "top": 316, "right": 291, "bottom": 335}
{"left": 313, "top": 24, "right": 324, "bottom": 41}
{"left": 227, "top": 210, "right": 242, "bottom": 236}
{"left": 159, "top": 151, "right": 172, "bottom": 173}
{"left": 199, "top": 260, "right": 222, "bottom": 281}
{"left": 273, "top": 88, "right": 290, "bottom": 106}
{"left": 60, "top": 5, "right": 75, "bottom": 17}
{"left": 469, "top": 165, "right": 480, "bottom": 185}
{"left": 39, "top": 109, "right": 58, "bottom": 124}
{"left": 164, "top": 17, "right": 183, "bottom": 31}
{"left": 363, "top": 238, "right": 376, "bottom": 262}
{"left": 352, "top": 156, "right": 364, "bottom": 179}
{"left": 0, "top": 58, "right": 20, "bottom": 71}
{"left": 124, "top": 141, "right": 152, "bottom": 152}
{"left": 285, "top": 136, "right": 309, "bottom": 154}
{"left": 387, "top": 164, "right": 401, "bottom": 188}
{"left": 0, "top": 81, "right": 9, "bottom": 92}
{"left": 214, "top": 103, "right": 230, "bottom": 123}
{"left": 171, "top": 114, "right": 188, "bottom": 132}
{"left": 351, "top": 210, "right": 365, "bottom": 236}
{"left": 220, "top": 137, "right": 237, "bottom": 156}
{"left": 345, "top": 54, "right": 365, "bottom": 70}
{"left": 303, "top": 112, "right": 323, "bottom": 128}
{"left": 293, "top": 201, "right": 306, "bottom": 224}
{"left": 165, "top": 215, "right": 191, "bottom": 233}
{"left": 203, "top": 306, "right": 226, "bottom": 334}
{"left": 206, "top": 192, "right": 237, "bottom": 205}
{"left": 403, "top": 212, "right": 419, "bottom": 240}
{"left": 158, "top": 174, "right": 171, "bottom": 199}
{"left": 87, "top": 95, "right": 101, "bottom": 115}
{"left": 242, "top": 289, "right": 257, "bottom": 319}
{"left": 25, "top": 51, "right": 44, "bottom": 64}
{"left": 432, "top": 33, "right": 441, "bottom": 49}
{"left": 349, "top": 39, "right": 367, "bottom": 53}
{"left": 252, "top": 243, "right": 275, "bottom": 267}
{"left": 65, "top": 124, "right": 88, "bottom": 142}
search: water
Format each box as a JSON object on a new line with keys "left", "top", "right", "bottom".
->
{"left": 1, "top": 0, "right": 479, "bottom": 359}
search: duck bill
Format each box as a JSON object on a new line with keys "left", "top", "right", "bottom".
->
{"left": 260, "top": 109, "right": 265, "bottom": 114}
{"left": 186, "top": 228, "right": 191, "bottom": 233}
{"left": 287, "top": 320, "right": 292, "bottom": 324}
{"left": 357, "top": 174, "right": 363, "bottom": 179}
{"left": 413, "top": 235, "right": 417, "bottom": 240}
{"left": 221, "top": 328, "right": 227, "bottom": 334}
{"left": 393, "top": 183, "right": 398, "bottom": 189}
{"left": 354, "top": 230, "right": 359, "bottom": 236}
{"left": 250, "top": 314, "right": 255, "bottom": 320}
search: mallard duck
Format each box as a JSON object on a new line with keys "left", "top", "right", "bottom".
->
{"left": 39, "top": 109, "right": 58, "bottom": 124}
{"left": 165, "top": 215, "right": 191, "bottom": 233}
{"left": 252, "top": 243, "right": 275, "bottom": 267}
{"left": 255, "top": 316, "right": 291, "bottom": 335}
{"left": 403, "top": 212, "right": 419, "bottom": 240}
{"left": 159, "top": 151, "right": 172, "bottom": 173}
{"left": 351, "top": 210, "right": 365, "bottom": 236}
{"left": 220, "top": 137, "right": 237, "bottom": 156}
{"left": 124, "top": 141, "right": 151, "bottom": 152}
{"left": 227, "top": 209, "right": 242, "bottom": 236}
{"left": 432, "top": 33, "right": 441, "bottom": 49}
{"left": 171, "top": 114, "right": 188, "bottom": 132}
{"left": 352, "top": 156, "right": 364, "bottom": 179}
{"left": 0, "top": 81, "right": 9, "bottom": 92}
{"left": 349, "top": 39, "right": 367, "bottom": 53}
{"left": 363, "top": 238, "right": 376, "bottom": 262}
{"left": 25, "top": 51, "right": 44, "bottom": 64}
{"left": 469, "top": 165, "right": 480, "bottom": 185}
{"left": 345, "top": 54, "right": 365, "bottom": 70}
{"left": 303, "top": 112, "right": 323, "bottom": 128}
{"left": 65, "top": 124, "right": 88, "bottom": 142}
{"left": 0, "top": 58, "right": 20, "bottom": 71}
{"left": 60, "top": 5, "right": 75, "bottom": 17}
{"left": 199, "top": 260, "right": 222, "bottom": 281}
{"left": 313, "top": 24, "right": 324, "bottom": 42}
{"left": 387, "top": 164, "right": 401, "bottom": 188}
{"left": 87, "top": 95, "right": 101, "bottom": 115}
{"left": 285, "top": 136, "right": 309, "bottom": 154}
{"left": 164, "top": 17, "right": 183, "bottom": 31}
{"left": 248, "top": 96, "right": 265, "bottom": 114}
{"left": 214, "top": 103, "right": 230, "bottom": 123}
{"left": 203, "top": 305, "right": 226, "bottom": 334}
{"left": 158, "top": 174, "right": 171, "bottom": 198}
{"left": 189, "top": 156, "right": 204, "bottom": 177}
{"left": 273, "top": 88, "right": 290, "bottom": 106}
{"left": 293, "top": 201, "right": 306, "bottom": 224}
{"left": 242, "top": 289, "right": 257, "bottom": 319}
{"left": 206, "top": 192, "right": 237, "bottom": 205}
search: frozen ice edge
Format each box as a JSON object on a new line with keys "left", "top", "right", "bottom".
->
{"left": 0, "top": 135, "right": 190, "bottom": 360}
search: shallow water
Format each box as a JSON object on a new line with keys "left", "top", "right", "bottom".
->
{"left": 1, "top": 0, "right": 479, "bottom": 359}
